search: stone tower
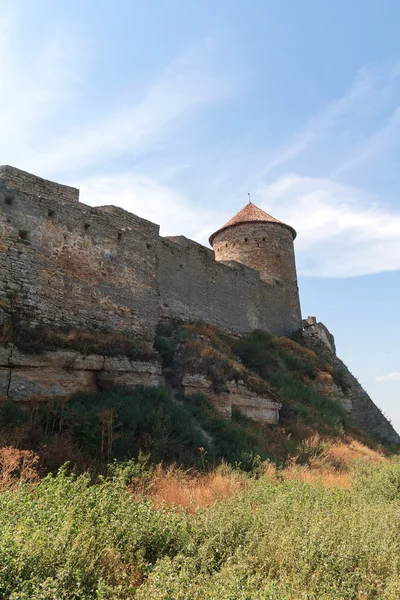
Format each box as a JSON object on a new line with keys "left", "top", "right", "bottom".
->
{"left": 209, "top": 202, "right": 301, "bottom": 331}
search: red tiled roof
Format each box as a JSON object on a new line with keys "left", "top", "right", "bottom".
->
{"left": 209, "top": 202, "right": 296, "bottom": 245}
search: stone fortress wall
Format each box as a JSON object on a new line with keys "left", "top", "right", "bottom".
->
{"left": 0, "top": 166, "right": 303, "bottom": 341}
{"left": 0, "top": 166, "right": 160, "bottom": 342}
{"left": 1, "top": 166, "right": 399, "bottom": 444}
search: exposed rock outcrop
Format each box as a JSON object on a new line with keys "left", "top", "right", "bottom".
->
{"left": 170, "top": 334, "right": 282, "bottom": 424}
{"left": 181, "top": 373, "right": 282, "bottom": 424}
{"left": 303, "top": 317, "right": 400, "bottom": 445}
{"left": 0, "top": 344, "right": 165, "bottom": 402}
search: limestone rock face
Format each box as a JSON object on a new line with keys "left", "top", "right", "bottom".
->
{"left": 315, "top": 372, "right": 352, "bottom": 414}
{"left": 98, "top": 361, "right": 165, "bottom": 391}
{"left": 9, "top": 368, "right": 97, "bottom": 401}
{"left": 0, "top": 344, "right": 165, "bottom": 402}
{"left": 181, "top": 373, "right": 281, "bottom": 424}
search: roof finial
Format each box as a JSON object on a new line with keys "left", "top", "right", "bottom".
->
{"left": 248, "top": 192, "right": 251, "bottom": 204}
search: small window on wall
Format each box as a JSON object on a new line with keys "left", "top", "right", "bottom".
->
{"left": 18, "top": 230, "right": 29, "bottom": 241}
{"left": 4, "top": 195, "right": 13, "bottom": 205}
{"left": 244, "top": 238, "right": 248, "bottom": 242}
{"left": 118, "top": 232, "right": 123, "bottom": 241}
{"left": 84, "top": 223, "right": 91, "bottom": 231}
{"left": 48, "top": 209, "right": 55, "bottom": 217}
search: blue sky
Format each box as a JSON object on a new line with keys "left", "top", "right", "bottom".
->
{"left": 1, "top": 0, "right": 399, "bottom": 431}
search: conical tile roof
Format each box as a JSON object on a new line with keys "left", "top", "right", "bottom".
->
{"left": 209, "top": 202, "right": 296, "bottom": 245}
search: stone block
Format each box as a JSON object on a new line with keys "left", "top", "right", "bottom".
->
{"left": 9, "top": 368, "right": 97, "bottom": 401}
{"left": 9, "top": 349, "right": 104, "bottom": 370}
{"left": 97, "top": 371, "right": 165, "bottom": 391}
{"left": 228, "top": 382, "right": 282, "bottom": 424}
{"left": 0, "top": 344, "right": 12, "bottom": 367}
{"left": 103, "top": 357, "right": 134, "bottom": 372}
{"left": 0, "top": 367, "right": 10, "bottom": 400}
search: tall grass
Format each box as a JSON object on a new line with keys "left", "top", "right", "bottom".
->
{"left": 1, "top": 458, "right": 400, "bottom": 598}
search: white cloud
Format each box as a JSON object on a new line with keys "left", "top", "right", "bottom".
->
{"left": 0, "top": 11, "right": 85, "bottom": 168}
{"left": 79, "top": 169, "right": 400, "bottom": 279}
{"left": 258, "top": 174, "right": 400, "bottom": 277}
{"left": 27, "top": 38, "right": 235, "bottom": 175}
{"left": 79, "top": 173, "right": 227, "bottom": 243}
{"left": 376, "top": 372, "right": 400, "bottom": 382}
{"left": 0, "top": 11, "right": 234, "bottom": 178}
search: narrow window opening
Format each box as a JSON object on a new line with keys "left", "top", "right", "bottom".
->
{"left": 225, "top": 243, "right": 228, "bottom": 247}
{"left": 118, "top": 232, "right": 123, "bottom": 241}
{"left": 84, "top": 223, "right": 91, "bottom": 231}
{"left": 19, "top": 230, "right": 29, "bottom": 241}
{"left": 263, "top": 237, "right": 266, "bottom": 241}
{"left": 180, "top": 264, "right": 184, "bottom": 268}
{"left": 244, "top": 238, "right": 248, "bottom": 242}
{"left": 48, "top": 209, "right": 55, "bottom": 217}
{"left": 4, "top": 195, "right": 13, "bottom": 205}
{"left": 146, "top": 243, "right": 151, "bottom": 249}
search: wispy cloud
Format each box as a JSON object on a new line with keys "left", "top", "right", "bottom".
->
{"left": 0, "top": 10, "right": 235, "bottom": 178}
{"left": 334, "top": 106, "right": 400, "bottom": 176}
{"left": 376, "top": 372, "right": 400, "bottom": 382}
{"left": 1, "top": 8, "right": 400, "bottom": 281}
{"left": 258, "top": 175, "right": 400, "bottom": 277}
{"left": 261, "top": 67, "right": 376, "bottom": 175}
{"left": 0, "top": 9, "right": 85, "bottom": 168}
{"left": 79, "top": 172, "right": 227, "bottom": 243}
{"left": 27, "top": 38, "right": 235, "bottom": 175}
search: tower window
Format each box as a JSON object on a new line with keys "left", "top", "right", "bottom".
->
{"left": 48, "top": 209, "right": 55, "bottom": 217}
{"left": 244, "top": 238, "right": 248, "bottom": 242}
{"left": 18, "top": 230, "right": 29, "bottom": 241}
{"left": 263, "top": 237, "right": 266, "bottom": 241}
{"left": 4, "top": 195, "right": 13, "bottom": 205}
{"left": 118, "top": 232, "right": 123, "bottom": 241}
{"left": 225, "top": 243, "right": 228, "bottom": 247}
{"left": 84, "top": 223, "right": 91, "bottom": 231}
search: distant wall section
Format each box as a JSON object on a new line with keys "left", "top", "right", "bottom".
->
{"left": 157, "top": 236, "right": 302, "bottom": 336}
{"left": 0, "top": 165, "right": 79, "bottom": 204}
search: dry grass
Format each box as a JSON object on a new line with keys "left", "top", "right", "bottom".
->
{"left": 135, "top": 435, "right": 387, "bottom": 508}
{"left": 144, "top": 464, "right": 249, "bottom": 510}
{"left": 265, "top": 435, "right": 388, "bottom": 490}
{"left": 0, "top": 446, "right": 40, "bottom": 489}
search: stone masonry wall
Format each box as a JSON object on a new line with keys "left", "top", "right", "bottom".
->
{"left": 0, "top": 169, "right": 160, "bottom": 341}
{"left": 157, "top": 235, "right": 301, "bottom": 337}
{"left": 0, "top": 165, "right": 79, "bottom": 204}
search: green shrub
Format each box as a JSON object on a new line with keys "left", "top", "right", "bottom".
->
{"left": 355, "top": 457, "right": 400, "bottom": 501}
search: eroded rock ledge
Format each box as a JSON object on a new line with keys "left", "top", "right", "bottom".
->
{"left": 0, "top": 344, "right": 165, "bottom": 402}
